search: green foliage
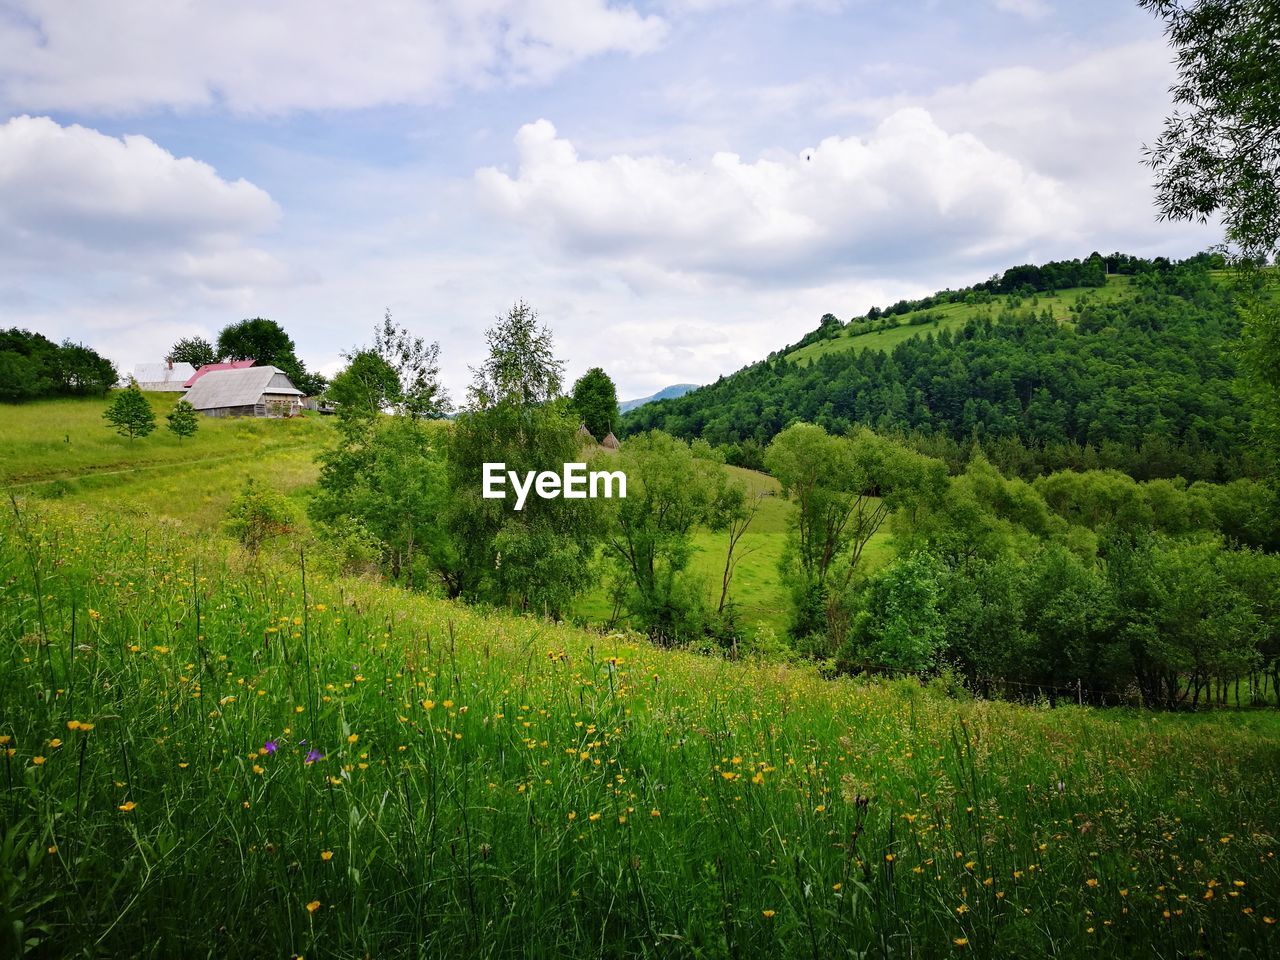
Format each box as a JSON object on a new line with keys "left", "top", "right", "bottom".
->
{"left": 765, "top": 424, "right": 947, "bottom": 648}
{"left": 625, "top": 259, "right": 1261, "bottom": 481}
{"left": 0, "top": 328, "right": 117, "bottom": 402}
{"left": 311, "top": 415, "right": 452, "bottom": 589}
{"left": 448, "top": 398, "right": 601, "bottom": 616}
{"left": 467, "top": 301, "right": 563, "bottom": 408}
{"left": 570, "top": 366, "right": 619, "bottom": 439}
{"left": 164, "top": 399, "right": 199, "bottom": 443}
{"left": 603, "top": 432, "right": 745, "bottom": 644}
{"left": 325, "top": 350, "right": 402, "bottom": 421}
{"left": 167, "top": 336, "right": 217, "bottom": 369}
{"left": 447, "top": 304, "right": 601, "bottom": 617}
{"left": 1140, "top": 0, "right": 1280, "bottom": 261}
{"left": 889, "top": 450, "right": 1280, "bottom": 706}
{"left": 368, "top": 309, "right": 451, "bottom": 418}
{"left": 216, "top": 317, "right": 326, "bottom": 396}
{"left": 101, "top": 384, "right": 156, "bottom": 441}
{"left": 310, "top": 314, "right": 454, "bottom": 590}
{"left": 223, "top": 478, "right": 297, "bottom": 555}
{"left": 841, "top": 551, "right": 948, "bottom": 675}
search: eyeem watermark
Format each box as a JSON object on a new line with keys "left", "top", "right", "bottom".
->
{"left": 482, "top": 462, "right": 626, "bottom": 511}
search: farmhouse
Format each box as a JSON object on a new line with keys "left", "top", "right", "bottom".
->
{"left": 182, "top": 365, "right": 304, "bottom": 418}
{"left": 132, "top": 360, "right": 196, "bottom": 392}
{"left": 183, "top": 359, "right": 257, "bottom": 389}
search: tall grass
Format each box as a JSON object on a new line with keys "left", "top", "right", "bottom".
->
{"left": 2, "top": 503, "right": 1278, "bottom": 957}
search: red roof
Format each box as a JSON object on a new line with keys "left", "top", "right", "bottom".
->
{"left": 183, "top": 359, "right": 256, "bottom": 388}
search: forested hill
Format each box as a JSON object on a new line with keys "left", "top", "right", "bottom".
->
{"left": 623, "top": 253, "right": 1266, "bottom": 481}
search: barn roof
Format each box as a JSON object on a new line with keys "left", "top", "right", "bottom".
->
{"left": 183, "top": 359, "right": 257, "bottom": 388}
{"left": 133, "top": 361, "right": 196, "bottom": 387}
{"left": 183, "top": 366, "right": 303, "bottom": 410}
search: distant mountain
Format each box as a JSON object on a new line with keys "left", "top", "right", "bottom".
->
{"left": 619, "top": 383, "right": 700, "bottom": 413}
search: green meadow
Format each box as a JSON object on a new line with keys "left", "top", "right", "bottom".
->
{"left": 3, "top": 486, "right": 1279, "bottom": 958}
{"left": 3, "top": 394, "right": 1279, "bottom": 958}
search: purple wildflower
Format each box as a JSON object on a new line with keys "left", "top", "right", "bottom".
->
{"left": 304, "top": 749, "right": 324, "bottom": 765}
{"left": 263, "top": 740, "right": 279, "bottom": 755}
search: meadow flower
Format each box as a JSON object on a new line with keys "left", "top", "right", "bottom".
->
{"left": 306, "top": 900, "right": 321, "bottom": 914}
{"left": 32, "top": 756, "right": 45, "bottom": 765}
{"left": 321, "top": 851, "right": 333, "bottom": 861}
{"left": 262, "top": 740, "right": 279, "bottom": 755}
{"left": 762, "top": 910, "right": 776, "bottom": 918}
{"left": 304, "top": 749, "right": 324, "bottom": 764}
{"left": 118, "top": 801, "right": 136, "bottom": 812}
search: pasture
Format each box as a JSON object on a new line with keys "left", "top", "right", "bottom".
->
{"left": 1, "top": 502, "right": 1278, "bottom": 957}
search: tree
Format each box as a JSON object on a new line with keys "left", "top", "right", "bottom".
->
{"left": 102, "top": 383, "right": 156, "bottom": 441}
{"left": 326, "top": 351, "right": 402, "bottom": 422}
{"left": 1138, "top": 2, "right": 1280, "bottom": 463}
{"left": 841, "top": 551, "right": 948, "bottom": 675}
{"left": 168, "top": 336, "right": 217, "bottom": 369}
{"left": 216, "top": 317, "right": 326, "bottom": 395}
{"left": 448, "top": 304, "right": 605, "bottom": 615}
{"left": 1139, "top": 0, "right": 1280, "bottom": 261}
{"left": 602, "top": 432, "right": 744, "bottom": 643}
{"left": 0, "top": 329, "right": 115, "bottom": 401}
{"left": 765, "top": 423, "right": 947, "bottom": 646}
{"left": 467, "top": 301, "right": 563, "bottom": 409}
{"left": 217, "top": 317, "right": 295, "bottom": 365}
{"left": 166, "top": 399, "right": 199, "bottom": 444}
{"left": 370, "top": 310, "right": 450, "bottom": 418}
{"left": 311, "top": 316, "right": 453, "bottom": 589}
{"left": 570, "top": 366, "right": 619, "bottom": 439}
{"left": 56, "top": 341, "right": 118, "bottom": 395}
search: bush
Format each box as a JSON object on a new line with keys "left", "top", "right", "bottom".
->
{"left": 223, "top": 480, "right": 298, "bottom": 555}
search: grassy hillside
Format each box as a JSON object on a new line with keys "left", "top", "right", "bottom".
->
{"left": 1, "top": 392, "right": 333, "bottom": 528}
{"left": 786, "top": 275, "right": 1135, "bottom": 364}
{"left": 3, "top": 504, "right": 1279, "bottom": 958}
{"left": 2, "top": 397, "right": 867, "bottom": 634}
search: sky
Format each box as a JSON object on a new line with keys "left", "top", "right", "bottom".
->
{"left": 0, "top": 0, "right": 1221, "bottom": 402}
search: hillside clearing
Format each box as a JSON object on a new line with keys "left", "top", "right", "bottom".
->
{"left": 786, "top": 276, "right": 1135, "bottom": 365}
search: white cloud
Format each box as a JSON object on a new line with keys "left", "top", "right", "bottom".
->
{"left": 0, "top": 115, "right": 286, "bottom": 289}
{"left": 993, "top": 0, "right": 1051, "bottom": 18}
{"left": 476, "top": 111, "right": 1077, "bottom": 284}
{"left": 0, "top": 0, "right": 667, "bottom": 114}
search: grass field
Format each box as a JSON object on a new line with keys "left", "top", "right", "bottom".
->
{"left": 2, "top": 395, "right": 884, "bottom": 636}
{"left": 786, "top": 276, "right": 1136, "bottom": 365}
{"left": 1, "top": 392, "right": 332, "bottom": 530}
{"left": 2, "top": 502, "right": 1279, "bottom": 958}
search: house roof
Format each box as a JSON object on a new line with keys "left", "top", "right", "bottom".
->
{"left": 183, "top": 359, "right": 257, "bottom": 388}
{"left": 133, "top": 361, "right": 196, "bottom": 386}
{"left": 183, "top": 366, "right": 303, "bottom": 410}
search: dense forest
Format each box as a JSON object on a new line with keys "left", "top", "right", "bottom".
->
{"left": 624, "top": 255, "right": 1266, "bottom": 481}
{"left": 0, "top": 327, "right": 117, "bottom": 401}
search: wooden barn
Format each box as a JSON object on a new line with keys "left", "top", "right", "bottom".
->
{"left": 182, "top": 365, "right": 304, "bottom": 418}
